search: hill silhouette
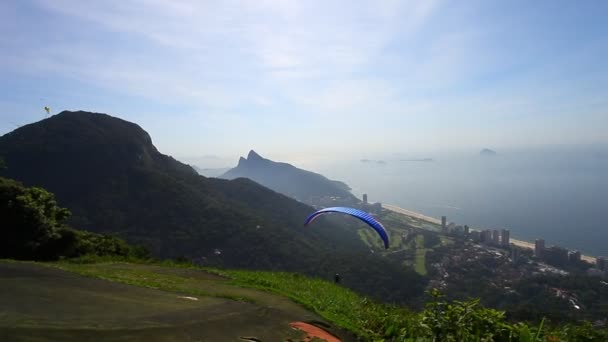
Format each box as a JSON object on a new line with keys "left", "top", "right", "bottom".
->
{"left": 0, "top": 111, "right": 424, "bottom": 302}
{"left": 222, "top": 150, "right": 358, "bottom": 205}
{"left": 480, "top": 148, "right": 497, "bottom": 156}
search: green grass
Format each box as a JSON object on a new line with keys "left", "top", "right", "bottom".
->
{"left": 53, "top": 262, "right": 255, "bottom": 303}
{"left": 5, "top": 260, "right": 607, "bottom": 341}
{"left": 364, "top": 211, "right": 430, "bottom": 276}
{"left": 0, "top": 261, "right": 316, "bottom": 341}
{"left": 389, "top": 230, "right": 405, "bottom": 249}
{"left": 356, "top": 228, "right": 375, "bottom": 248}
{"left": 50, "top": 261, "right": 411, "bottom": 340}
{"left": 414, "top": 235, "right": 428, "bottom": 276}
{"left": 218, "top": 269, "right": 414, "bottom": 339}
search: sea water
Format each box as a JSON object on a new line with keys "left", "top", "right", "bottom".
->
{"left": 308, "top": 146, "right": 608, "bottom": 256}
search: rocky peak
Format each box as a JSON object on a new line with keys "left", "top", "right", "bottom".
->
{"left": 247, "top": 150, "right": 264, "bottom": 161}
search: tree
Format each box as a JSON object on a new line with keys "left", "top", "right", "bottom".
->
{"left": 0, "top": 177, "right": 70, "bottom": 259}
{"left": 0, "top": 176, "right": 149, "bottom": 260}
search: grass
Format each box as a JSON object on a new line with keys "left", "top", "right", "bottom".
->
{"left": 53, "top": 262, "right": 257, "bottom": 303}
{"left": 356, "top": 228, "right": 375, "bottom": 248}
{"left": 365, "top": 210, "right": 434, "bottom": 276}
{"left": 48, "top": 261, "right": 411, "bottom": 340}
{"left": 1, "top": 261, "right": 336, "bottom": 341}
{"left": 414, "top": 235, "right": 428, "bottom": 276}
{"left": 4, "top": 260, "right": 607, "bottom": 341}
{"left": 218, "top": 269, "right": 414, "bottom": 339}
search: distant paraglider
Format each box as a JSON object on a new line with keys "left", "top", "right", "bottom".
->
{"left": 44, "top": 106, "right": 51, "bottom": 116}
{"left": 304, "top": 207, "right": 390, "bottom": 249}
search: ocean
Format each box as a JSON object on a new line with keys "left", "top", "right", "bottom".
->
{"left": 307, "top": 146, "right": 608, "bottom": 257}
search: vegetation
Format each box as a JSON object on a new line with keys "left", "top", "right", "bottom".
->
{"left": 51, "top": 261, "right": 608, "bottom": 341}
{"left": 2, "top": 112, "right": 606, "bottom": 341}
{"left": 509, "top": 274, "right": 608, "bottom": 323}
{"left": 414, "top": 234, "right": 428, "bottom": 275}
{"left": 424, "top": 238, "right": 608, "bottom": 324}
{"left": 221, "top": 149, "right": 358, "bottom": 204}
{"left": 0, "top": 111, "right": 426, "bottom": 303}
{"left": 371, "top": 209, "right": 444, "bottom": 277}
{"left": 0, "top": 176, "right": 148, "bottom": 260}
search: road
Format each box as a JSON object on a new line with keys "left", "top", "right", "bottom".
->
{"left": 382, "top": 203, "right": 596, "bottom": 264}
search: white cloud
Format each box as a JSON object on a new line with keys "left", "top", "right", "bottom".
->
{"left": 5, "top": 0, "right": 605, "bottom": 157}
{"left": 19, "top": 0, "right": 444, "bottom": 122}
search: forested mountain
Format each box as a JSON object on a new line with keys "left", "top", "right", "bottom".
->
{"left": 0, "top": 111, "right": 424, "bottom": 302}
{"left": 222, "top": 150, "right": 358, "bottom": 204}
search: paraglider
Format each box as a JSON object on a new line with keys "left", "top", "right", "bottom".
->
{"left": 304, "top": 207, "right": 390, "bottom": 249}
{"left": 44, "top": 106, "right": 50, "bottom": 116}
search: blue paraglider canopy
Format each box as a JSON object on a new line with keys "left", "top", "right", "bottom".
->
{"left": 304, "top": 207, "right": 390, "bottom": 249}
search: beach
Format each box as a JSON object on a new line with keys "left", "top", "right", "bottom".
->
{"left": 382, "top": 204, "right": 596, "bottom": 264}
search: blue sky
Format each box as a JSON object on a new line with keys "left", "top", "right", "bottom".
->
{"left": 1, "top": 0, "right": 607, "bottom": 166}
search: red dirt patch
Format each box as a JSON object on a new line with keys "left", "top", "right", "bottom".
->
{"left": 289, "top": 322, "right": 342, "bottom": 342}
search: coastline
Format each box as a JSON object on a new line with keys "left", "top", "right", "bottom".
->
{"left": 382, "top": 203, "right": 595, "bottom": 263}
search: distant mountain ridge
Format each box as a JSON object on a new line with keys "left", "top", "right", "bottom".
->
{"left": 480, "top": 148, "right": 497, "bottom": 156}
{"left": 0, "top": 110, "right": 424, "bottom": 302}
{"left": 222, "top": 150, "right": 358, "bottom": 205}
{"left": 192, "top": 166, "right": 231, "bottom": 178}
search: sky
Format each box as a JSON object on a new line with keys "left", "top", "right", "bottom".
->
{"left": 1, "top": 0, "right": 607, "bottom": 166}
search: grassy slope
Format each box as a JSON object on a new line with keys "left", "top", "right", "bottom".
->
{"left": 0, "top": 111, "right": 427, "bottom": 305}
{"left": 49, "top": 261, "right": 406, "bottom": 340}
{"left": 0, "top": 261, "right": 354, "bottom": 341}
{"left": 3, "top": 260, "right": 607, "bottom": 341}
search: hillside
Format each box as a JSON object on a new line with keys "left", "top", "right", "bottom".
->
{"left": 0, "top": 261, "right": 354, "bottom": 341}
{"left": 222, "top": 150, "right": 358, "bottom": 205}
{"left": 0, "top": 111, "right": 424, "bottom": 302}
{"left": 2, "top": 260, "right": 606, "bottom": 341}
{"left": 191, "top": 166, "right": 231, "bottom": 177}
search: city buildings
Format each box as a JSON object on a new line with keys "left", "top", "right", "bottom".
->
{"left": 500, "top": 229, "right": 510, "bottom": 246}
{"left": 362, "top": 194, "right": 368, "bottom": 204}
{"left": 535, "top": 239, "right": 545, "bottom": 258}
{"left": 510, "top": 244, "right": 520, "bottom": 263}
{"left": 454, "top": 225, "right": 464, "bottom": 235}
{"left": 441, "top": 216, "right": 590, "bottom": 269}
{"left": 569, "top": 251, "right": 581, "bottom": 263}
{"left": 370, "top": 202, "right": 382, "bottom": 214}
{"left": 492, "top": 230, "right": 500, "bottom": 245}
{"left": 543, "top": 246, "right": 569, "bottom": 266}
{"left": 480, "top": 229, "right": 492, "bottom": 243}
{"left": 598, "top": 257, "right": 607, "bottom": 271}
{"left": 447, "top": 222, "right": 456, "bottom": 233}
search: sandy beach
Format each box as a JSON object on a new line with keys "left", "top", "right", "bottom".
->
{"left": 382, "top": 203, "right": 596, "bottom": 264}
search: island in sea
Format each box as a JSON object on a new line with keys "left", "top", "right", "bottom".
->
{"left": 480, "top": 148, "right": 497, "bottom": 156}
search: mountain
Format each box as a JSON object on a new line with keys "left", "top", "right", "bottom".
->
{"left": 0, "top": 110, "right": 424, "bottom": 302}
{"left": 222, "top": 150, "right": 358, "bottom": 205}
{"left": 191, "top": 165, "right": 232, "bottom": 177}
{"left": 480, "top": 148, "right": 497, "bottom": 156}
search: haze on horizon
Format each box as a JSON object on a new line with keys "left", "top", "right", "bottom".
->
{"left": 1, "top": 0, "right": 607, "bottom": 165}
